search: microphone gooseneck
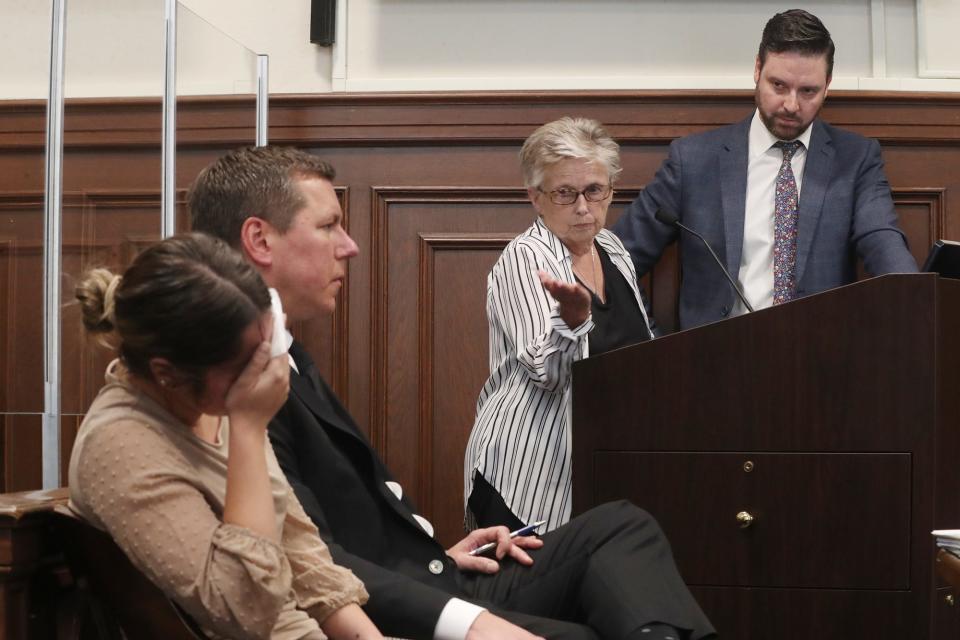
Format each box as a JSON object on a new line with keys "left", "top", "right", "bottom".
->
{"left": 655, "top": 209, "right": 755, "bottom": 314}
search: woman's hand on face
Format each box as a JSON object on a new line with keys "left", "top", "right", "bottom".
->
{"left": 538, "top": 270, "right": 591, "bottom": 329}
{"left": 224, "top": 335, "right": 290, "bottom": 431}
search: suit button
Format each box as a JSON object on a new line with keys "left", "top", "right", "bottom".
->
{"left": 428, "top": 559, "right": 444, "bottom": 575}
{"left": 721, "top": 306, "right": 730, "bottom": 317}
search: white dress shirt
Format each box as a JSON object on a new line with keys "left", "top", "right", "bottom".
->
{"left": 733, "top": 109, "right": 814, "bottom": 315}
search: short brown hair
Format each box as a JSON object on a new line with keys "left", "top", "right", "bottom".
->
{"left": 189, "top": 146, "right": 336, "bottom": 248}
{"left": 76, "top": 232, "right": 270, "bottom": 384}
{"left": 758, "top": 9, "right": 835, "bottom": 79}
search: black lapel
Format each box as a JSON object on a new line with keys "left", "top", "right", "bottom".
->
{"left": 287, "top": 363, "right": 437, "bottom": 536}
{"left": 288, "top": 370, "right": 367, "bottom": 443}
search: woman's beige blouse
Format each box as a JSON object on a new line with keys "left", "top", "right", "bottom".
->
{"left": 68, "top": 361, "right": 368, "bottom": 640}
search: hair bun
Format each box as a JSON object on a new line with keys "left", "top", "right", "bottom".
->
{"left": 76, "top": 268, "right": 121, "bottom": 335}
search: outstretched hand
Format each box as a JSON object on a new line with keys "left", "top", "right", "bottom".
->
{"left": 446, "top": 525, "right": 544, "bottom": 574}
{"left": 538, "top": 270, "right": 591, "bottom": 329}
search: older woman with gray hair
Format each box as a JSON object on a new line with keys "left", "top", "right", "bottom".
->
{"left": 464, "top": 117, "right": 655, "bottom": 533}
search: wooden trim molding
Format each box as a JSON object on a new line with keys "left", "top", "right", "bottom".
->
{"left": 892, "top": 188, "right": 946, "bottom": 243}
{"left": 0, "top": 239, "right": 13, "bottom": 412}
{"left": 5, "top": 91, "right": 960, "bottom": 150}
{"left": 369, "top": 187, "right": 529, "bottom": 458}
{"left": 416, "top": 232, "right": 516, "bottom": 517}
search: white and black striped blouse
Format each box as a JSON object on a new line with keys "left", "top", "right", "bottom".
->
{"left": 464, "top": 218, "right": 654, "bottom": 532}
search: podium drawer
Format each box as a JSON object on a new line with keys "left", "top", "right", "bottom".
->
{"left": 590, "top": 451, "right": 911, "bottom": 589}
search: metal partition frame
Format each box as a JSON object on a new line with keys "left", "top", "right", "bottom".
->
{"left": 161, "top": 0, "right": 177, "bottom": 239}
{"left": 42, "top": 0, "right": 66, "bottom": 490}
{"left": 257, "top": 54, "right": 269, "bottom": 146}
{"left": 42, "top": 2, "right": 268, "bottom": 488}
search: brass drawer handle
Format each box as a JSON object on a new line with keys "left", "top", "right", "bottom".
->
{"left": 947, "top": 594, "right": 956, "bottom": 607}
{"left": 736, "top": 511, "right": 755, "bottom": 529}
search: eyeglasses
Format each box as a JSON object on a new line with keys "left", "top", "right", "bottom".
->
{"left": 537, "top": 184, "right": 612, "bottom": 205}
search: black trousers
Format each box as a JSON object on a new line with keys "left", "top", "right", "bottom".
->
{"left": 457, "top": 501, "right": 717, "bottom": 640}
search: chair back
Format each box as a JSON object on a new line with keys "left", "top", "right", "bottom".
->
{"left": 53, "top": 508, "right": 206, "bottom": 640}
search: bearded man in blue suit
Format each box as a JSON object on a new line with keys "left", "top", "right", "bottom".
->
{"left": 614, "top": 9, "right": 918, "bottom": 331}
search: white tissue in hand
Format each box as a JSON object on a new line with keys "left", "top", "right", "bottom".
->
{"left": 268, "top": 288, "right": 287, "bottom": 357}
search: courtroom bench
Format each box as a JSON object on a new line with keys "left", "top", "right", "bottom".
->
{"left": 0, "top": 488, "right": 71, "bottom": 639}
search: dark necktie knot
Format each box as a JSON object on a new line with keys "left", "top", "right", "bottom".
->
{"left": 774, "top": 140, "right": 802, "bottom": 162}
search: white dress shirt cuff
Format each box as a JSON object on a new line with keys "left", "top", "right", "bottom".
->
{"left": 434, "top": 598, "right": 486, "bottom": 640}
{"left": 549, "top": 306, "right": 594, "bottom": 340}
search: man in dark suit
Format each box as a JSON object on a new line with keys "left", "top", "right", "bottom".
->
{"left": 190, "top": 146, "right": 715, "bottom": 640}
{"left": 614, "top": 9, "right": 918, "bottom": 330}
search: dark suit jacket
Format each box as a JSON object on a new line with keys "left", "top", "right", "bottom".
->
{"left": 613, "top": 115, "right": 918, "bottom": 330}
{"left": 269, "top": 342, "right": 465, "bottom": 639}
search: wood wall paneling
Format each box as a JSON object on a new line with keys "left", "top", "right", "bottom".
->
{"left": 369, "top": 187, "right": 531, "bottom": 538}
{"left": 1, "top": 415, "right": 41, "bottom": 492}
{"left": 418, "top": 232, "right": 515, "bottom": 546}
{"left": 0, "top": 195, "right": 45, "bottom": 415}
{"left": 892, "top": 188, "right": 945, "bottom": 266}
{"left": 0, "top": 187, "right": 191, "bottom": 491}
{"left": 1, "top": 91, "right": 959, "bottom": 547}
{"left": 0, "top": 239, "right": 13, "bottom": 413}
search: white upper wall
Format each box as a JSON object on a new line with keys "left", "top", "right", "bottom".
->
{"left": 3, "top": 0, "right": 959, "bottom": 99}
{"left": 5, "top": 0, "right": 63, "bottom": 99}
{"left": 345, "top": 0, "right": 873, "bottom": 90}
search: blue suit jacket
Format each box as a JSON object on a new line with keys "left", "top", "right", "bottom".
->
{"left": 613, "top": 115, "right": 918, "bottom": 330}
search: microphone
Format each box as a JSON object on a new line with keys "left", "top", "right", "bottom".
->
{"left": 654, "top": 209, "right": 754, "bottom": 313}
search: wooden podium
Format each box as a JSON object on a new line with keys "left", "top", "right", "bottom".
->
{"left": 571, "top": 274, "right": 960, "bottom": 639}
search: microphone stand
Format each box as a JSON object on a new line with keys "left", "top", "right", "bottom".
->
{"left": 657, "top": 212, "right": 755, "bottom": 313}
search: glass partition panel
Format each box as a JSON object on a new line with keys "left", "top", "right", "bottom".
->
{"left": 0, "top": 0, "right": 53, "bottom": 489}
{"left": 177, "top": 2, "right": 259, "bottom": 169}
{"left": 59, "top": 0, "right": 166, "bottom": 466}
{"left": 28, "top": 1, "right": 260, "bottom": 488}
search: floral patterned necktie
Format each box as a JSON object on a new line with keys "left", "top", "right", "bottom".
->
{"left": 773, "top": 140, "right": 803, "bottom": 304}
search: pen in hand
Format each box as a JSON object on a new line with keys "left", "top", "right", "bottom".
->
{"left": 468, "top": 520, "right": 547, "bottom": 556}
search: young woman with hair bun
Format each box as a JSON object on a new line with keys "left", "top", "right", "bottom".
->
{"left": 69, "top": 232, "right": 382, "bottom": 640}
